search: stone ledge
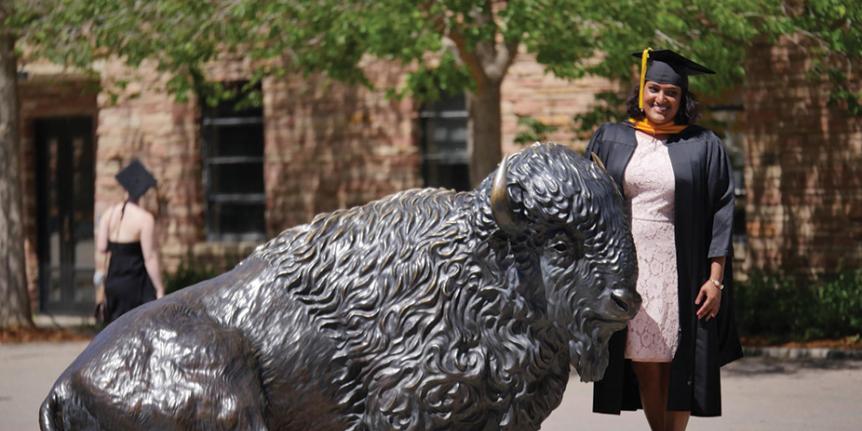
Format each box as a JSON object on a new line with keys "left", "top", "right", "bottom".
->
{"left": 743, "top": 346, "right": 862, "bottom": 360}
{"left": 33, "top": 313, "right": 96, "bottom": 328}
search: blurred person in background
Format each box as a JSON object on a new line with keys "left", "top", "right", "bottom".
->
{"left": 93, "top": 159, "right": 165, "bottom": 325}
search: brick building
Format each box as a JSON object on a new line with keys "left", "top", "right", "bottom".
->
{"left": 17, "top": 39, "right": 861, "bottom": 314}
{"left": 741, "top": 37, "right": 862, "bottom": 278}
{"left": 18, "top": 52, "right": 618, "bottom": 313}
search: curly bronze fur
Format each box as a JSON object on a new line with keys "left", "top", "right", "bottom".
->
{"left": 41, "top": 143, "right": 639, "bottom": 431}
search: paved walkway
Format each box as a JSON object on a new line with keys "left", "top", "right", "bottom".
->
{"left": 543, "top": 356, "right": 862, "bottom": 430}
{"left": 2, "top": 341, "right": 861, "bottom": 430}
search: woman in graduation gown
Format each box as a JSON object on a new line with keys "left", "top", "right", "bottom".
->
{"left": 587, "top": 49, "right": 743, "bottom": 431}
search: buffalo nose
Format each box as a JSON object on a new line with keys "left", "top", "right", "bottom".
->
{"left": 611, "top": 288, "right": 641, "bottom": 317}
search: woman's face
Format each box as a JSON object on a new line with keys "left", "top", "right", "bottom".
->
{"left": 642, "top": 81, "right": 682, "bottom": 125}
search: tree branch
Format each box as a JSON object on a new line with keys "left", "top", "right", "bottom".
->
{"left": 447, "top": 26, "right": 489, "bottom": 91}
{"left": 470, "top": 1, "right": 518, "bottom": 83}
{"left": 418, "top": 0, "right": 488, "bottom": 91}
{"left": 486, "top": 37, "right": 519, "bottom": 82}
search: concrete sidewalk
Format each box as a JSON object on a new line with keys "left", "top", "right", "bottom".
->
{"left": 543, "top": 356, "right": 862, "bottom": 430}
{"left": 2, "top": 341, "right": 861, "bottom": 430}
{"left": 1, "top": 342, "right": 87, "bottom": 431}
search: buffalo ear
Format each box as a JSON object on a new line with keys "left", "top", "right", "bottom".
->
{"left": 590, "top": 152, "right": 607, "bottom": 172}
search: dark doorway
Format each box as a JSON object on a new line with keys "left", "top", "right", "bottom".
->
{"left": 35, "top": 117, "right": 95, "bottom": 313}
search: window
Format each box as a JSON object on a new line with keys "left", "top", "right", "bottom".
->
{"left": 201, "top": 82, "right": 266, "bottom": 241}
{"left": 419, "top": 93, "right": 470, "bottom": 191}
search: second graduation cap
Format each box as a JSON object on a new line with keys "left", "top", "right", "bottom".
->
{"left": 633, "top": 48, "right": 715, "bottom": 110}
{"left": 115, "top": 159, "right": 157, "bottom": 200}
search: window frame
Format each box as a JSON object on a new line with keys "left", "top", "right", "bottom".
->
{"left": 200, "top": 82, "right": 266, "bottom": 242}
{"left": 418, "top": 93, "right": 470, "bottom": 191}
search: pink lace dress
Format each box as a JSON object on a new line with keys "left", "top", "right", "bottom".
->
{"left": 623, "top": 130, "right": 680, "bottom": 362}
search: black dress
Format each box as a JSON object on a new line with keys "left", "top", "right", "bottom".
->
{"left": 104, "top": 207, "right": 156, "bottom": 325}
{"left": 587, "top": 122, "right": 743, "bottom": 417}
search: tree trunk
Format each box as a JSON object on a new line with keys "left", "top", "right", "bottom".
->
{"left": 467, "top": 78, "right": 503, "bottom": 187}
{"left": 0, "top": 10, "right": 32, "bottom": 328}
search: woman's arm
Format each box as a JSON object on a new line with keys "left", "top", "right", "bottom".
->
{"left": 93, "top": 206, "right": 113, "bottom": 304}
{"left": 140, "top": 214, "right": 166, "bottom": 298}
{"left": 696, "top": 256, "right": 725, "bottom": 320}
{"left": 96, "top": 207, "right": 111, "bottom": 254}
{"left": 709, "top": 256, "right": 726, "bottom": 284}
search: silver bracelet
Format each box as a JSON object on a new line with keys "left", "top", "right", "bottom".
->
{"left": 93, "top": 271, "right": 105, "bottom": 287}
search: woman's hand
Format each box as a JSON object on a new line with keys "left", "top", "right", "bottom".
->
{"left": 695, "top": 280, "right": 722, "bottom": 321}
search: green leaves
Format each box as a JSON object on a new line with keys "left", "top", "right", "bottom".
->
{"left": 583, "top": 0, "right": 776, "bottom": 94}
{"left": 572, "top": 91, "right": 630, "bottom": 134}
{"left": 736, "top": 270, "right": 862, "bottom": 341}
{"left": 790, "top": 0, "right": 862, "bottom": 114}
{"left": 514, "top": 115, "right": 559, "bottom": 146}
{"left": 402, "top": 50, "right": 472, "bottom": 103}
{"left": 9, "top": 0, "right": 862, "bottom": 114}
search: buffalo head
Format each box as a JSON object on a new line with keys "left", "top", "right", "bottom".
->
{"left": 485, "top": 143, "right": 640, "bottom": 382}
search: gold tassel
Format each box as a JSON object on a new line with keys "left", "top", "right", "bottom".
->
{"left": 638, "top": 48, "right": 652, "bottom": 111}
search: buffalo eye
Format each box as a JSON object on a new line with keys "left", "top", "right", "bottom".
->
{"left": 547, "top": 232, "right": 574, "bottom": 255}
{"left": 545, "top": 231, "right": 583, "bottom": 261}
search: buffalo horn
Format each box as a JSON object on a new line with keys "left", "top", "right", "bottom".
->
{"left": 590, "top": 152, "right": 607, "bottom": 172}
{"left": 490, "top": 155, "right": 520, "bottom": 236}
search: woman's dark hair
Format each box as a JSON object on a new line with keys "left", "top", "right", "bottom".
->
{"left": 625, "top": 83, "right": 700, "bottom": 124}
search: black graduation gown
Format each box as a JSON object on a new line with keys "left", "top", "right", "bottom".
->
{"left": 586, "top": 122, "right": 743, "bottom": 417}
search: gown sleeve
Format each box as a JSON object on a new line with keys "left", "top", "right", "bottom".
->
{"left": 706, "top": 137, "right": 735, "bottom": 258}
{"left": 705, "top": 135, "right": 743, "bottom": 365}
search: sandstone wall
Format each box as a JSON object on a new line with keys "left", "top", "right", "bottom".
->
{"left": 742, "top": 37, "right": 862, "bottom": 277}
{"left": 502, "top": 51, "right": 618, "bottom": 155}
{"left": 95, "top": 61, "right": 204, "bottom": 271}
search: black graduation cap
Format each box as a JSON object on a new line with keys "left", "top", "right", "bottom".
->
{"left": 632, "top": 49, "right": 715, "bottom": 90}
{"left": 115, "top": 159, "right": 157, "bottom": 200}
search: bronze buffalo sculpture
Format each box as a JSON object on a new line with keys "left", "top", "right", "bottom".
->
{"left": 41, "top": 143, "right": 639, "bottom": 431}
